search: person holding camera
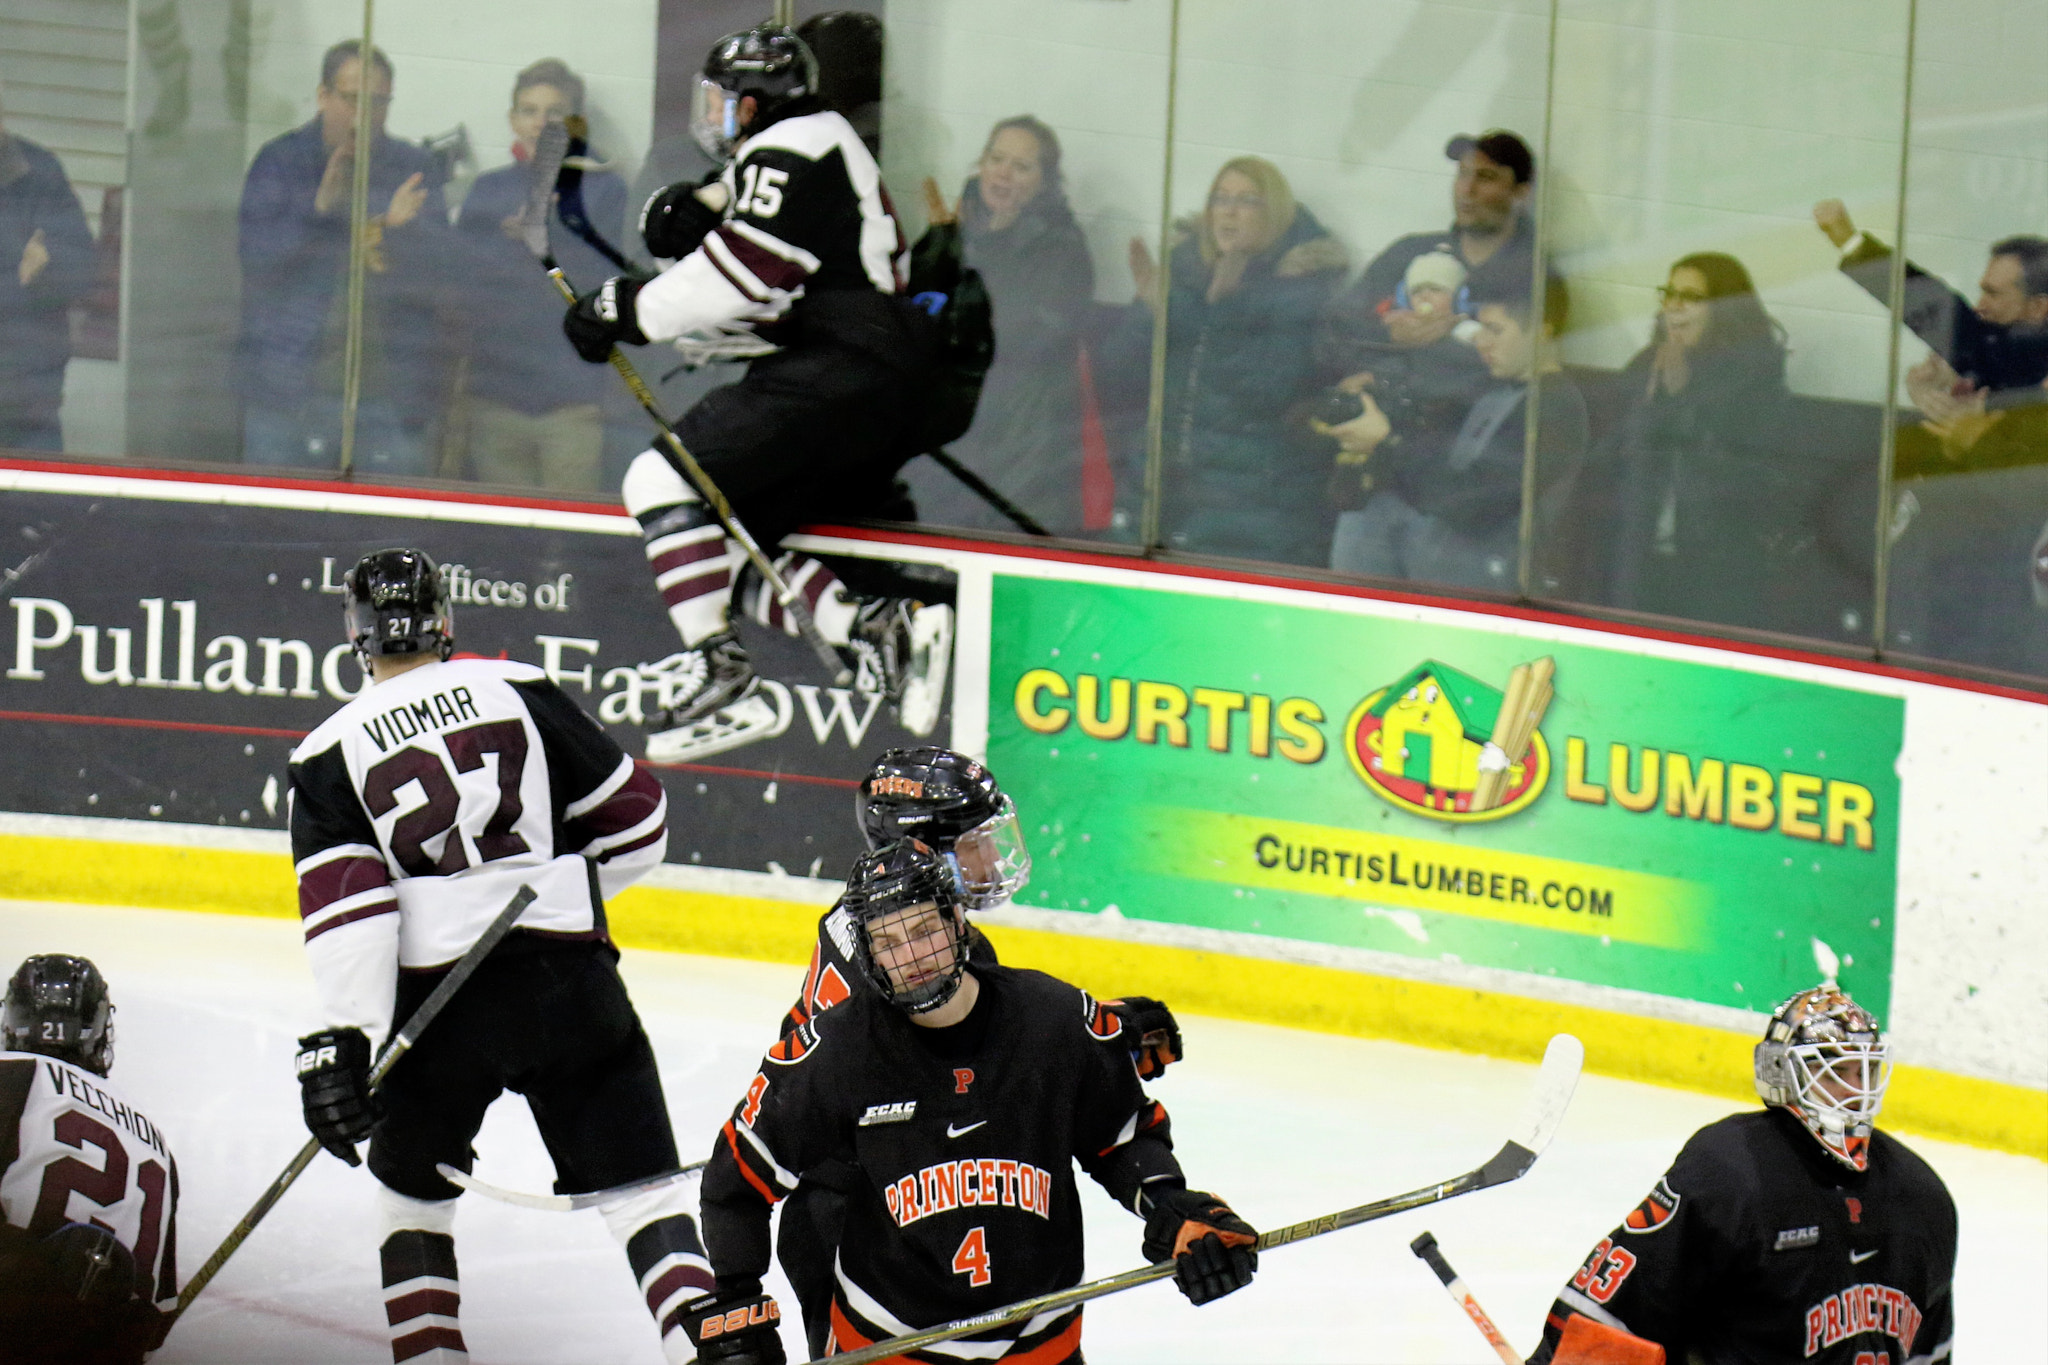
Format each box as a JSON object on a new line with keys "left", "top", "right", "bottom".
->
{"left": 1321, "top": 277, "right": 1585, "bottom": 592}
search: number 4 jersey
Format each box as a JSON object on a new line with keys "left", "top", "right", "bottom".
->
{"left": 0, "top": 1051, "right": 179, "bottom": 1308}
{"left": 286, "top": 658, "right": 668, "bottom": 1043}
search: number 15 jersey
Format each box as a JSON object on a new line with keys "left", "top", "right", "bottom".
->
{"left": 287, "top": 658, "right": 668, "bottom": 1043}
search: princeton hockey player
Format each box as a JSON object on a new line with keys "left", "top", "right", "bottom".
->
{"left": 772, "top": 747, "right": 1184, "bottom": 1353}
{"left": 687, "top": 840, "right": 1256, "bottom": 1365}
{"left": 285, "top": 548, "right": 714, "bottom": 1365}
{"left": 562, "top": 23, "right": 950, "bottom": 763}
{"left": 0, "top": 954, "right": 177, "bottom": 1365}
{"left": 1528, "top": 984, "right": 1956, "bottom": 1365}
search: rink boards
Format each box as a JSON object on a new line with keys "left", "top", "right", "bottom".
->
{"left": 0, "top": 460, "right": 2041, "bottom": 1158}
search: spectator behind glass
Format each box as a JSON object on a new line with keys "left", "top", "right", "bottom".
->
{"left": 237, "top": 41, "right": 448, "bottom": 475}
{"left": 0, "top": 81, "right": 95, "bottom": 452}
{"left": 1581, "top": 253, "right": 1800, "bottom": 628}
{"left": 451, "top": 59, "right": 624, "bottom": 492}
{"left": 1321, "top": 277, "right": 1586, "bottom": 593}
{"left": 905, "top": 116, "right": 1094, "bottom": 535}
{"left": 1109, "top": 156, "right": 1347, "bottom": 565}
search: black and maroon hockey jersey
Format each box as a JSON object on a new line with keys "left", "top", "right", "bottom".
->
{"left": 286, "top": 658, "right": 667, "bottom": 1043}
{"left": 702, "top": 965, "right": 1180, "bottom": 1363}
{"left": 1530, "top": 1107, "right": 1955, "bottom": 1365}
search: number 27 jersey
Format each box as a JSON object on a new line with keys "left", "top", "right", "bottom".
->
{"left": 287, "top": 658, "right": 668, "bottom": 1042}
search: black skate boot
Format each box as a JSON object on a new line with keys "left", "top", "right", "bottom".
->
{"left": 843, "top": 599, "right": 954, "bottom": 738}
{"left": 641, "top": 631, "right": 783, "bottom": 762}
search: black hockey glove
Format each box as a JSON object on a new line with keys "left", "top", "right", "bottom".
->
{"left": 679, "top": 1290, "right": 786, "bottom": 1365}
{"left": 1141, "top": 1187, "right": 1258, "bottom": 1306}
{"left": 640, "top": 172, "right": 728, "bottom": 260}
{"left": 295, "top": 1027, "right": 378, "bottom": 1166}
{"left": 562, "top": 273, "right": 653, "bottom": 363}
{"left": 1104, "top": 996, "right": 1183, "bottom": 1078}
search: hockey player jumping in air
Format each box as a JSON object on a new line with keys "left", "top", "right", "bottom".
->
{"left": 769, "top": 747, "right": 1185, "bottom": 1355}
{"left": 0, "top": 955, "right": 178, "bottom": 1365}
{"left": 563, "top": 23, "right": 951, "bottom": 765}
{"left": 285, "top": 549, "right": 713, "bottom": 1365}
{"left": 690, "top": 840, "right": 1255, "bottom": 1364}
{"left": 1529, "top": 983, "right": 1956, "bottom": 1365}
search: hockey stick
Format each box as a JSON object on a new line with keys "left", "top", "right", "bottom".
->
{"left": 524, "top": 119, "right": 850, "bottom": 686}
{"left": 434, "top": 1157, "right": 708, "bottom": 1213}
{"left": 811, "top": 1033, "right": 1583, "bottom": 1365}
{"left": 170, "top": 884, "right": 539, "bottom": 1320}
{"left": 919, "top": 448, "right": 1052, "bottom": 538}
{"left": 1410, "top": 1231, "right": 1523, "bottom": 1365}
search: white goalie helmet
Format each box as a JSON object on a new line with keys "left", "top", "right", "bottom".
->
{"left": 1754, "top": 984, "right": 1891, "bottom": 1171}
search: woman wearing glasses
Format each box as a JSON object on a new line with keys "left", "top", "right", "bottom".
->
{"left": 1586, "top": 252, "right": 1798, "bottom": 627}
{"left": 1109, "top": 157, "right": 1348, "bottom": 566}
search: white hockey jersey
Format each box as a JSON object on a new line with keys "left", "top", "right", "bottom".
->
{"left": 0, "top": 1050, "right": 179, "bottom": 1308}
{"left": 286, "top": 658, "right": 668, "bottom": 1042}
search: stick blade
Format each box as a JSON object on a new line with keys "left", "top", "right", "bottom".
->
{"left": 1476, "top": 1032, "right": 1585, "bottom": 1188}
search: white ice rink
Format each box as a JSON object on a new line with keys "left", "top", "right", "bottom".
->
{"left": 3, "top": 898, "right": 2043, "bottom": 1365}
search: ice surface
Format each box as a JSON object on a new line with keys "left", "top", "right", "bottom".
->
{"left": 2, "top": 899, "right": 2041, "bottom": 1365}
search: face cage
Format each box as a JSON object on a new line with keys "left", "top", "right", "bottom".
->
{"left": 691, "top": 77, "right": 743, "bottom": 160}
{"left": 855, "top": 900, "right": 969, "bottom": 1015}
{"left": 942, "top": 797, "right": 1031, "bottom": 909}
{"left": 1782, "top": 1039, "right": 1892, "bottom": 1168}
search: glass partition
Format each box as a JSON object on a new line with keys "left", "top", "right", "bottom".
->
{"left": 2, "top": 0, "right": 2042, "bottom": 689}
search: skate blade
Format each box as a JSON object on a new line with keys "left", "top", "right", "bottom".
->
{"left": 899, "top": 604, "right": 955, "bottom": 738}
{"left": 645, "top": 694, "right": 783, "bottom": 762}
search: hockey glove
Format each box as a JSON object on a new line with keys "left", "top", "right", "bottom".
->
{"left": 1141, "top": 1187, "right": 1258, "bottom": 1306}
{"left": 563, "top": 273, "right": 653, "bottom": 363}
{"left": 295, "top": 1027, "right": 378, "bottom": 1166}
{"left": 1104, "top": 996, "right": 1183, "bottom": 1078}
{"left": 679, "top": 1290, "right": 786, "bottom": 1365}
{"left": 640, "top": 172, "right": 728, "bottom": 261}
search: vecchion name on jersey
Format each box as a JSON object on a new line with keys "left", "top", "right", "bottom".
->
{"left": 885, "top": 1158, "right": 1055, "bottom": 1228}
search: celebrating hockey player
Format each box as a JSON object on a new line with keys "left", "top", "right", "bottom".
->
{"left": 1528, "top": 983, "right": 1955, "bottom": 1365}
{"left": 771, "top": 746, "right": 1184, "bottom": 1354}
{"left": 285, "top": 548, "right": 714, "bottom": 1365}
{"left": 688, "top": 839, "right": 1255, "bottom": 1365}
{"left": 0, "top": 955, "right": 178, "bottom": 1364}
{"left": 562, "top": 23, "right": 950, "bottom": 763}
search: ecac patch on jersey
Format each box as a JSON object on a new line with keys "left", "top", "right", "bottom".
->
{"left": 858, "top": 1100, "right": 917, "bottom": 1127}
{"left": 1622, "top": 1177, "right": 1680, "bottom": 1233}
{"left": 1774, "top": 1225, "right": 1821, "bottom": 1251}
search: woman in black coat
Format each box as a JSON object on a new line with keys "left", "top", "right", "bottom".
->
{"left": 1112, "top": 156, "right": 1348, "bottom": 567}
{"left": 906, "top": 116, "right": 1096, "bottom": 536}
{"left": 1587, "top": 252, "right": 1805, "bottom": 629}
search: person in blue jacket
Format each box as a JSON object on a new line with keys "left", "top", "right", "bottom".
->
{"left": 0, "top": 84, "right": 96, "bottom": 453}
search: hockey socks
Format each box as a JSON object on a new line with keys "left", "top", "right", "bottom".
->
{"left": 377, "top": 1189, "right": 465, "bottom": 1363}
{"left": 624, "top": 449, "right": 736, "bottom": 649}
{"left": 740, "top": 552, "right": 859, "bottom": 645}
{"left": 600, "top": 1186, "right": 716, "bottom": 1365}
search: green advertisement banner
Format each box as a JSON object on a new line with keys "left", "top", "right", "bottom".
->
{"left": 985, "top": 576, "right": 1904, "bottom": 1017}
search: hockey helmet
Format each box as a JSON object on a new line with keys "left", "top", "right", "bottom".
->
{"left": 842, "top": 839, "right": 970, "bottom": 1015}
{"left": 1754, "top": 984, "right": 1891, "bottom": 1171}
{"left": 856, "top": 748, "right": 1030, "bottom": 909}
{"left": 3, "top": 954, "right": 115, "bottom": 1076}
{"left": 344, "top": 547, "right": 454, "bottom": 672}
{"left": 692, "top": 24, "right": 818, "bottom": 160}
{"left": 43, "top": 1223, "right": 139, "bottom": 1307}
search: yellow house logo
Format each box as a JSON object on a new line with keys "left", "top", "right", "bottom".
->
{"left": 1344, "top": 657, "right": 1555, "bottom": 822}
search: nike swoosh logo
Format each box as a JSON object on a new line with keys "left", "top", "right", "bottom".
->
{"left": 1850, "top": 1248, "right": 1879, "bottom": 1264}
{"left": 946, "top": 1120, "right": 987, "bottom": 1139}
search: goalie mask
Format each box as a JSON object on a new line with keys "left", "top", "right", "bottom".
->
{"left": 345, "top": 547, "right": 454, "bottom": 672}
{"left": 1754, "top": 984, "right": 1891, "bottom": 1171}
{"left": 857, "top": 748, "right": 1030, "bottom": 909}
{"left": 693, "top": 24, "right": 818, "bottom": 160}
{"left": 4, "top": 954, "right": 115, "bottom": 1076}
{"left": 843, "top": 840, "right": 970, "bottom": 1015}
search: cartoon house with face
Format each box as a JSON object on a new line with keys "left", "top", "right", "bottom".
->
{"left": 1362, "top": 661, "right": 1513, "bottom": 797}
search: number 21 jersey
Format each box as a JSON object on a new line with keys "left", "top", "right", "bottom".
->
{"left": 286, "top": 658, "right": 668, "bottom": 1043}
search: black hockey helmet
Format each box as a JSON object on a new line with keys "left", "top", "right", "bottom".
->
{"left": 693, "top": 24, "right": 818, "bottom": 159}
{"left": 842, "top": 839, "right": 969, "bottom": 1015}
{"left": 856, "top": 748, "right": 1030, "bottom": 909}
{"left": 344, "top": 547, "right": 454, "bottom": 671}
{"left": 3, "top": 954, "right": 115, "bottom": 1076}
{"left": 795, "top": 11, "right": 883, "bottom": 115}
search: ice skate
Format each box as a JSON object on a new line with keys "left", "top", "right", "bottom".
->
{"left": 844, "top": 600, "right": 954, "bottom": 738}
{"left": 642, "top": 631, "right": 782, "bottom": 762}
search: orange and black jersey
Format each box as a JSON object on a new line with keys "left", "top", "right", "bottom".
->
{"left": 779, "top": 902, "right": 998, "bottom": 1037}
{"left": 703, "top": 965, "right": 1178, "bottom": 1363}
{"left": 1530, "top": 1108, "right": 1955, "bottom": 1365}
